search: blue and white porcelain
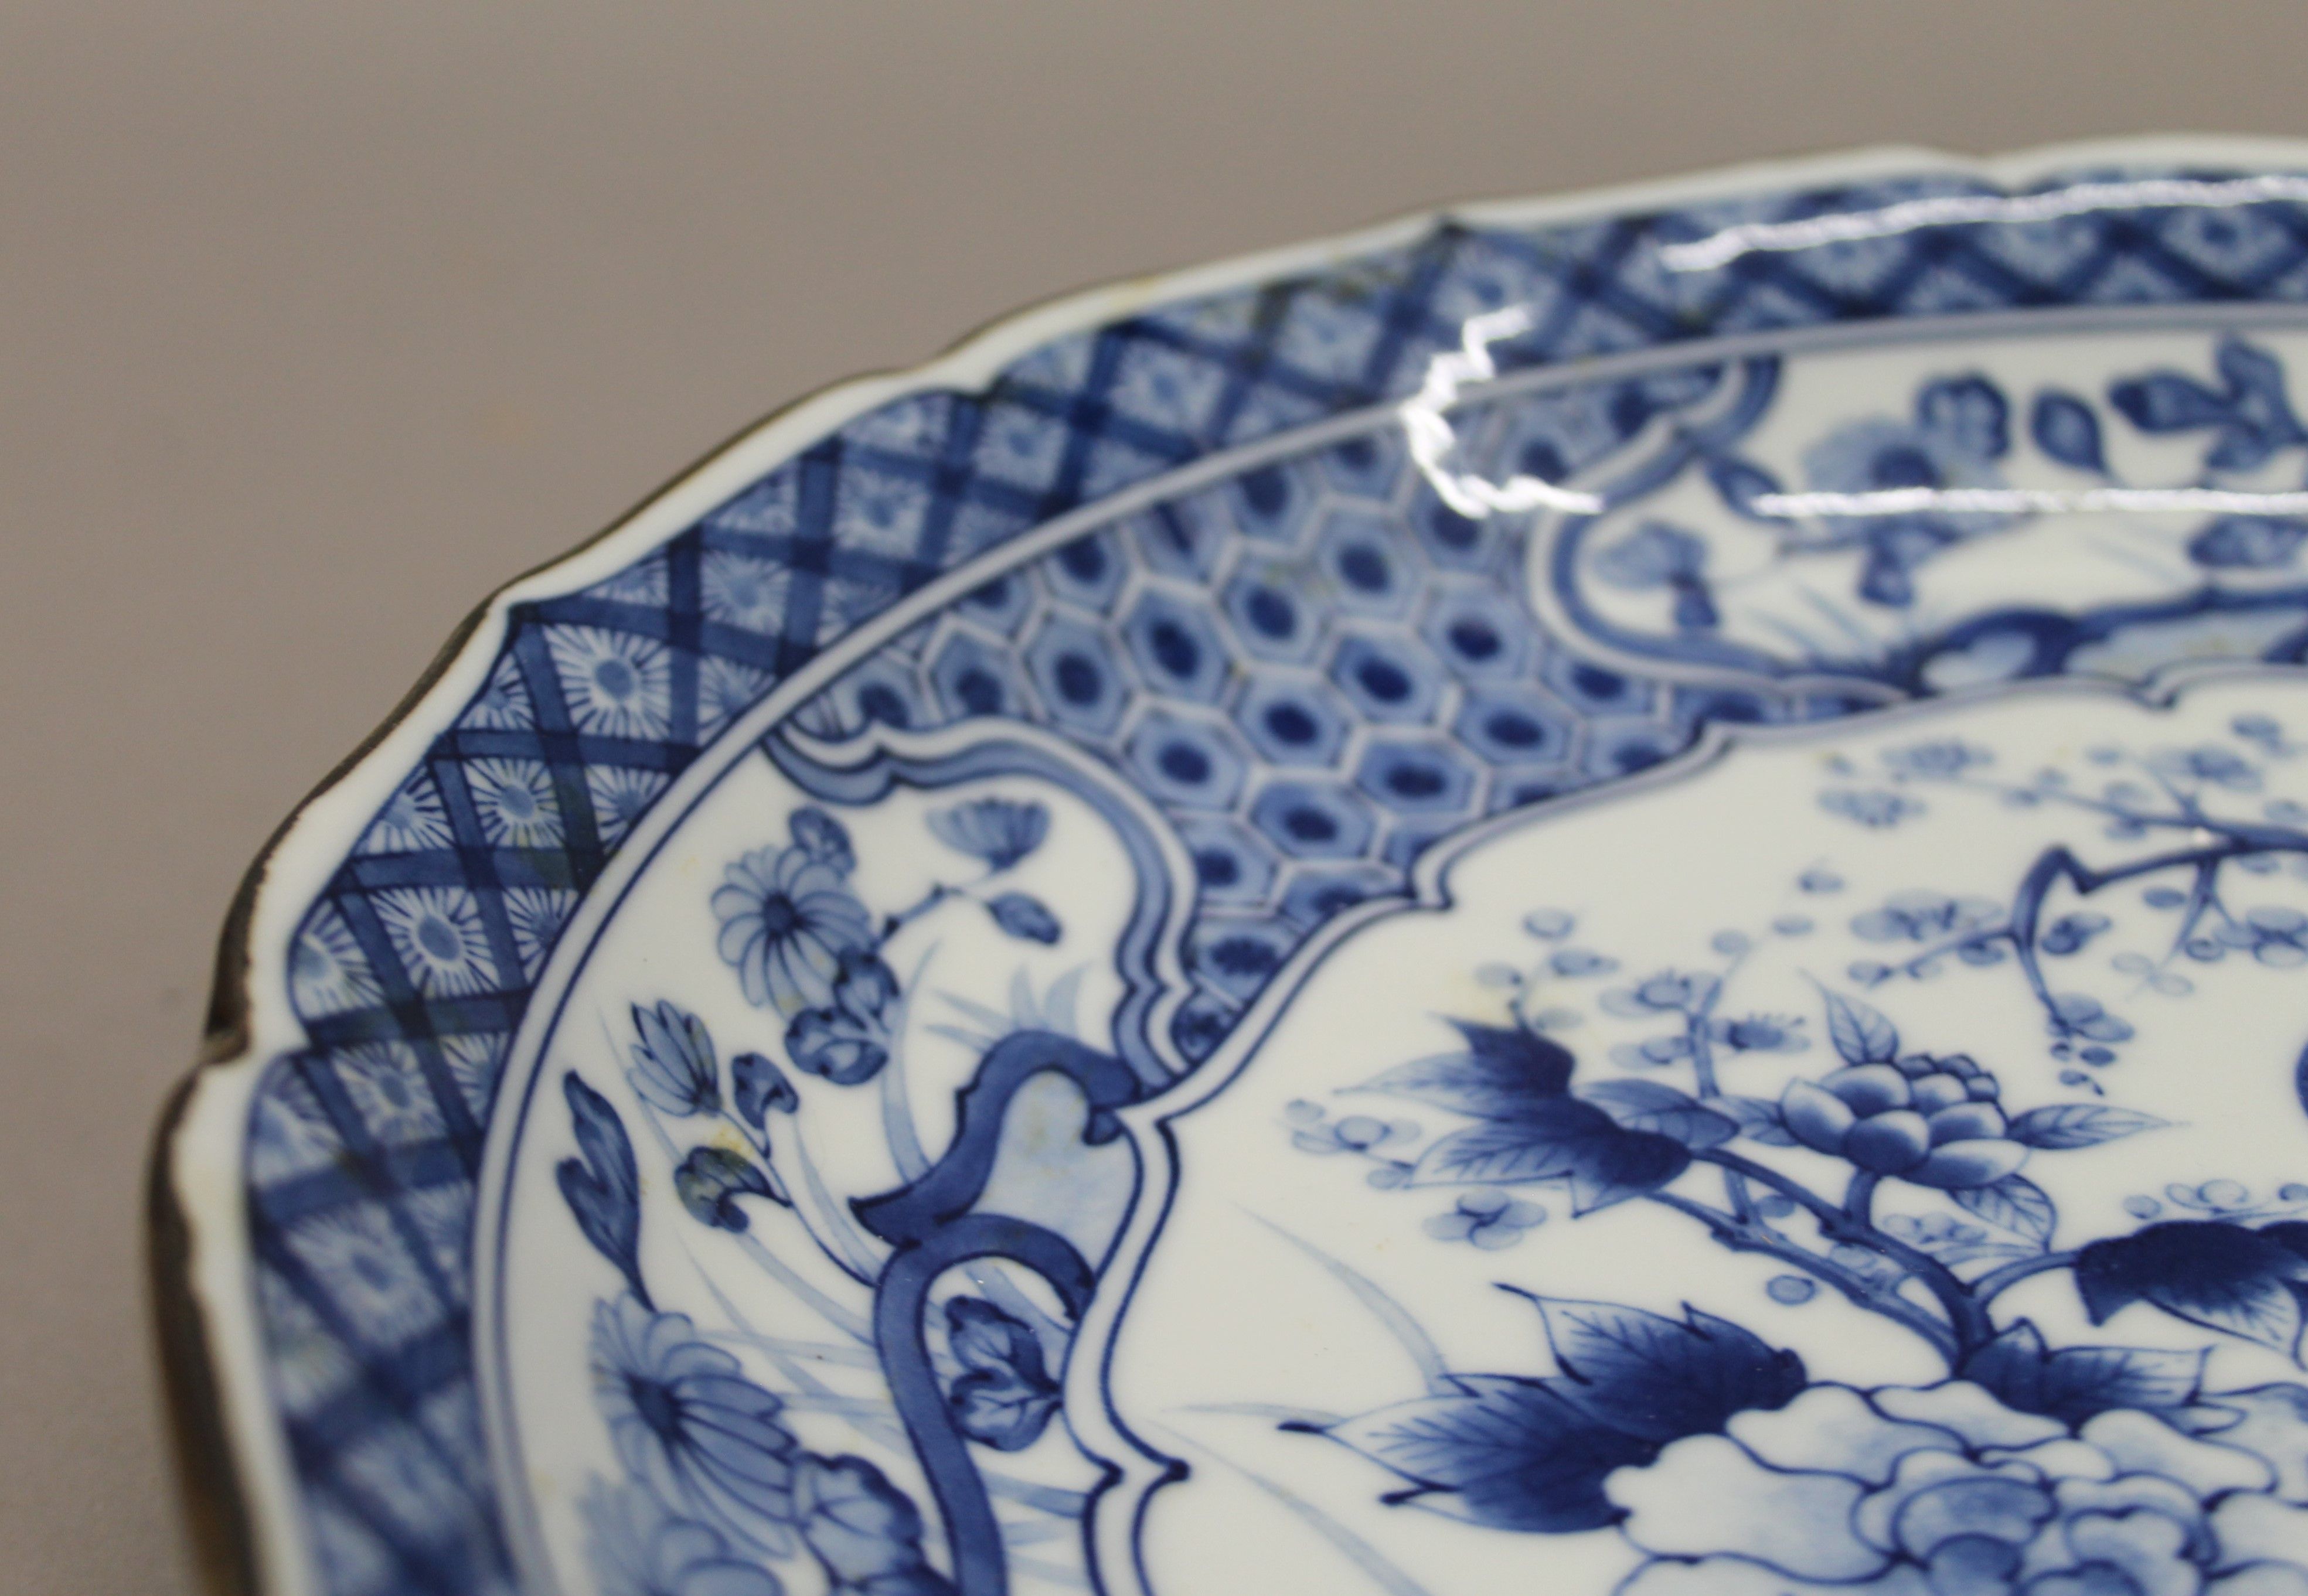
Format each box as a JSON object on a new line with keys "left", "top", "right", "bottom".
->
{"left": 156, "top": 139, "right": 2308, "bottom": 1596}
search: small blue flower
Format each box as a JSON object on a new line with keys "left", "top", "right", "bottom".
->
{"left": 1820, "top": 789, "right": 1923, "bottom": 828}
{"left": 628, "top": 1001, "right": 720, "bottom": 1117}
{"left": 1851, "top": 891, "right": 2001, "bottom": 944}
{"left": 1881, "top": 739, "right": 1990, "bottom": 779}
{"left": 2048, "top": 991, "right": 2134, "bottom": 1044}
{"left": 2149, "top": 743, "right": 2261, "bottom": 791}
{"left": 928, "top": 797, "right": 1050, "bottom": 871}
{"left": 1549, "top": 947, "right": 1617, "bottom": 977}
{"left": 1423, "top": 1188, "right": 1547, "bottom": 1249}
{"left": 1602, "top": 970, "right": 1721, "bottom": 1017}
{"left": 1711, "top": 1014, "right": 1807, "bottom": 1053}
{"left": 2039, "top": 912, "right": 2112, "bottom": 957}
{"left": 788, "top": 807, "right": 855, "bottom": 875}
{"left": 1292, "top": 1113, "right": 1415, "bottom": 1156}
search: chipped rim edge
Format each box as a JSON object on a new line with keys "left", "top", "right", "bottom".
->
{"left": 147, "top": 133, "right": 2308, "bottom": 1596}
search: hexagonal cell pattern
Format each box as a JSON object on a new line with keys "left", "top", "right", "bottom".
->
{"left": 795, "top": 364, "right": 1842, "bottom": 1057}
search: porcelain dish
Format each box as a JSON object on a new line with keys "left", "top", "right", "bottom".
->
{"left": 156, "top": 138, "right": 2308, "bottom": 1596}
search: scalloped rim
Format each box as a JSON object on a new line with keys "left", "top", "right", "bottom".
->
{"left": 149, "top": 133, "right": 2308, "bottom": 1596}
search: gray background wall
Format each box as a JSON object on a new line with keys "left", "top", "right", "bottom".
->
{"left": 6, "top": 3, "right": 2306, "bottom": 1589}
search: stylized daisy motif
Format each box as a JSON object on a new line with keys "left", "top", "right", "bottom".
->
{"left": 590, "top": 1296, "right": 799, "bottom": 1552}
{"left": 711, "top": 845, "right": 874, "bottom": 1017}
{"left": 583, "top": 1482, "right": 785, "bottom": 1596}
{"left": 437, "top": 1032, "right": 506, "bottom": 1120}
{"left": 331, "top": 1042, "right": 444, "bottom": 1147}
{"left": 247, "top": 1072, "right": 339, "bottom": 1185}
{"left": 373, "top": 886, "right": 499, "bottom": 997}
{"left": 280, "top": 1207, "right": 443, "bottom": 1351}
{"left": 587, "top": 767, "right": 669, "bottom": 848}
{"left": 359, "top": 773, "right": 453, "bottom": 854}
{"left": 504, "top": 886, "right": 576, "bottom": 978}
{"left": 586, "top": 553, "right": 669, "bottom": 607}
{"left": 288, "top": 905, "right": 381, "bottom": 1017}
{"left": 700, "top": 549, "right": 792, "bottom": 633}
{"left": 462, "top": 654, "right": 533, "bottom": 731}
{"left": 467, "top": 758, "right": 561, "bottom": 848}
{"left": 546, "top": 625, "right": 673, "bottom": 741}
{"left": 699, "top": 656, "right": 772, "bottom": 742}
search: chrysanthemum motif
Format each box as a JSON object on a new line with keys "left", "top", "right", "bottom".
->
{"left": 462, "top": 654, "right": 534, "bottom": 731}
{"left": 590, "top": 1297, "right": 798, "bottom": 1552}
{"left": 466, "top": 758, "right": 561, "bottom": 848}
{"left": 281, "top": 1208, "right": 443, "bottom": 1352}
{"left": 699, "top": 656, "right": 773, "bottom": 743}
{"left": 504, "top": 886, "right": 577, "bottom": 979}
{"left": 700, "top": 549, "right": 792, "bottom": 634}
{"left": 546, "top": 625, "right": 673, "bottom": 741}
{"left": 373, "top": 886, "right": 499, "bottom": 997}
{"left": 712, "top": 846, "right": 874, "bottom": 1017}
{"left": 928, "top": 796, "right": 1051, "bottom": 871}
{"left": 331, "top": 1042, "right": 444, "bottom": 1147}
{"left": 1611, "top": 1379, "right": 2308, "bottom": 1596}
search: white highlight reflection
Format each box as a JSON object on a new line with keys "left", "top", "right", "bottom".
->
{"left": 1397, "top": 306, "right": 1605, "bottom": 518}
{"left": 1402, "top": 294, "right": 2308, "bottom": 526}
{"left": 1659, "top": 173, "right": 2308, "bottom": 273}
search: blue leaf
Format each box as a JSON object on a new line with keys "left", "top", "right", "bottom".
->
{"left": 2110, "top": 370, "right": 2232, "bottom": 434}
{"left": 986, "top": 892, "right": 1061, "bottom": 944}
{"left": 1960, "top": 1319, "right": 2205, "bottom": 1426}
{"left": 1518, "top": 1294, "right": 1805, "bottom": 1444}
{"left": 2030, "top": 390, "right": 2105, "bottom": 472}
{"left": 792, "top": 1454, "right": 952, "bottom": 1592}
{"left": 1952, "top": 1174, "right": 2057, "bottom": 1247}
{"left": 1715, "top": 1095, "right": 1797, "bottom": 1146}
{"left": 1359, "top": 1022, "right": 1572, "bottom": 1120}
{"left": 1408, "top": 1099, "right": 1689, "bottom": 1213}
{"left": 944, "top": 1298, "right": 1061, "bottom": 1452}
{"left": 789, "top": 806, "right": 856, "bottom": 875}
{"left": 2076, "top": 1220, "right": 2308, "bottom": 1354}
{"left": 1821, "top": 989, "right": 1899, "bottom": 1065}
{"left": 1323, "top": 1376, "right": 1653, "bottom": 1532}
{"left": 2005, "top": 1103, "right": 2167, "bottom": 1149}
{"left": 1575, "top": 1079, "right": 1737, "bottom": 1150}
{"left": 731, "top": 1051, "right": 800, "bottom": 1128}
{"left": 1705, "top": 456, "right": 1784, "bottom": 522}
{"left": 554, "top": 1073, "right": 648, "bottom": 1306}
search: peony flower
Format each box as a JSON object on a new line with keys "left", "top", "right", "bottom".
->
{"left": 1781, "top": 1054, "right": 2024, "bottom": 1189}
{"left": 1610, "top": 1379, "right": 2308, "bottom": 1596}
